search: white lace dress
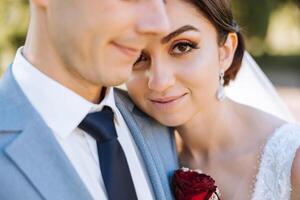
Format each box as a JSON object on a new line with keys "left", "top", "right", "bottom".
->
{"left": 251, "top": 123, "right": 300, "bottom": 200}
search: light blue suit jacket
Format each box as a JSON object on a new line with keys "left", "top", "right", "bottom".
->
{"left": 0, "top": 66, "right": 179, "bottom": 200}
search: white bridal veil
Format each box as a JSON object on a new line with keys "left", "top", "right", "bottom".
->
{"left": 226, "top": 51, "right": 296, "bottom": 122}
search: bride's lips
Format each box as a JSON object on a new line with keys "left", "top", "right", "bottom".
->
{"left": 149, "top": 93, "right": 188, "bottom": 111}
{"left": 111, "top": 42, "right": 140, "bottom": 58}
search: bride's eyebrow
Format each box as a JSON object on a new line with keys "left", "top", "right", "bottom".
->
{"left": 161, "top": 25, "right": 200, "bottom": 44}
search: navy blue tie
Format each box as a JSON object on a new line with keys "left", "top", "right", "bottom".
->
{"left": 78, "top": 106, "right": 138, "bottom": 200}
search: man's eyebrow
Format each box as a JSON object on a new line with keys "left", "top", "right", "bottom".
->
{"left": 161, "top": 25, "right": 200, "bottom": 44}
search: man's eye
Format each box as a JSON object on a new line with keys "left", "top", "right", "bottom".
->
{"left": 133, "top": 52, "right": 150, "bottom": 70}
{"left": 171, "top": 41, "right": 199, "bottom": 55}
{"left": 134, "top": 52, "right": 148, "bottom": 64}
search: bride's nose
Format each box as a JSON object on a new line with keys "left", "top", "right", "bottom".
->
{"left": 148, "top": 61, "right": 175, "bottom": 92}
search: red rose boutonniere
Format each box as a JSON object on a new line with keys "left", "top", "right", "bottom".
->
{"left": 172, "top": 167, "right": 221, "bottom": 200}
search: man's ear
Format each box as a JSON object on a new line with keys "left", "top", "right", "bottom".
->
{"left": 30, "top": 0, "right": 49, "bottom": 8}
{"left": 218, "top": 32, "right": 238, "bottom": 71}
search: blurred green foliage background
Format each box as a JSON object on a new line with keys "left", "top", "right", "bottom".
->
{"left": 0, "top": 0, "right": 299, "bottom": 78}
{"left": 0, "top": 0, "right": 29, "bottom": 74}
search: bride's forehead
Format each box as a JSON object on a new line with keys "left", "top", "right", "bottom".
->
{"left": 166, "top": 8, "right": 214, "bottom": 34}
{"left": 166, "top": 0, "right": 196, "bottom": 12}
{"left": 166, "top": 1, "right": 209, "bottom": 23}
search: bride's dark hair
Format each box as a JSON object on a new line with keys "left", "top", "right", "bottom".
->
{"left": 186, "top": 0, "right": 245, "bottom": 86}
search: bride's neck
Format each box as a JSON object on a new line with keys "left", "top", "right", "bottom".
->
{"left": 176, "top": 99, "right": 245, "bottom": 165}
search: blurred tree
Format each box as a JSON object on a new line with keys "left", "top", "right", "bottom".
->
{"left": 0, "top": 0, "right": 29, "bottom": 71}
{"left": 0, "top": 0, "right": 299, "bottom": 74}
{"left": 231, "top": 0, "right": 299, "bottom": 55}
{"left": 232, "top": 0, "right": 298, "bottom": 38}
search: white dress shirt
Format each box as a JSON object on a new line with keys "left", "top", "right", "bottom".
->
{"left": 12, "top": 47, "right": 154, "bottom": 200}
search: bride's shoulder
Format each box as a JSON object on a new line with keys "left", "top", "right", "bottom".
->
{"left": 276, "top": 123, "right": 300, "bottom": 133}
{"left": 241, "top": 102, "right": 294, "bottom": 127}
{"left": 240, "top": 104, "right": 287, "bottom": 134}
{"left": 268, "top": 123, "right": 300, "bottom": 143}
{"left": 236, "top": 103, "right": 300, "bottom": 144}
{"left": 254, "top": 111, "right": 300, "bottom": 141}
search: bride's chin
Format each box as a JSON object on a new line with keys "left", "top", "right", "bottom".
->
{"left": 154, "top": 114, "right": 186, "bottom": 127}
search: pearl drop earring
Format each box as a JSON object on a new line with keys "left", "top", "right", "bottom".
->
{"left": 216, "top": 69, "right": 226, "bottom": 101}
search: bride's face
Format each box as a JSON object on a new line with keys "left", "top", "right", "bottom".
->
{"left": 126, "top": 0, "right": 236, "bottom": 126}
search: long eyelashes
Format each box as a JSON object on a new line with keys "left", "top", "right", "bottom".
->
{"left": 133, "top": 40, "right": 200, "bottom": 68}
{"left": 170, "top": 40, "right": 199, "bottom": 56}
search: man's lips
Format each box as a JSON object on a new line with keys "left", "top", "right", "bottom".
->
{"left": 150, "top": 93, "right": 188, "bottom": 104}
{"left": 111, "top": 42, "right": 140, "bottom": 58}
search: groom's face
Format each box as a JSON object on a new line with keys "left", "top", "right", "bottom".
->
{"left": 46, "top": 0, "right": 170, "bottom": 86}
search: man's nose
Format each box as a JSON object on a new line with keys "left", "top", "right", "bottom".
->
{"left": 136, "top": 0, "right": 170, "bottom": 36}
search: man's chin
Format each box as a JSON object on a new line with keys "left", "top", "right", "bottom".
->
{"left": 110, "top": 69, "right": 132, "bottom": 86}
{"left": 101, "top": 75, "right": 131, "bottom": 88}
{"left": 88, "top": 66, "right": 132, "bottom": 87}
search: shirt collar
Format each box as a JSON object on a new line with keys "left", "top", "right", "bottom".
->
{"left": 12, "top": 47, "right": 120, "bottom": 139}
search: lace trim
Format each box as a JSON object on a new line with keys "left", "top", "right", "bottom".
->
{"left": 251, "top": 123, "right": 300, "bottom": 200}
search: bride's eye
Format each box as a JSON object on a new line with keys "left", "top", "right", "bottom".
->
{"left": 133, "top": 51, "right": 150, "bottom": 70}
{"left": 170, "top": 41, "right": 199, "bottom": 56}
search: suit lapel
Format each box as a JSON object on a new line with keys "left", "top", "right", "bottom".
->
{"left": 0, "top": 66, "right": 92, "bottom": 200}
{"left": 4, "top": 121, "right": 93, "bottom": 200}
{"left": 131, "top": 107, "right": 176, "bottom": 200}
{"left": 115, "top": 89, "right": 177, "bottom": 200}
